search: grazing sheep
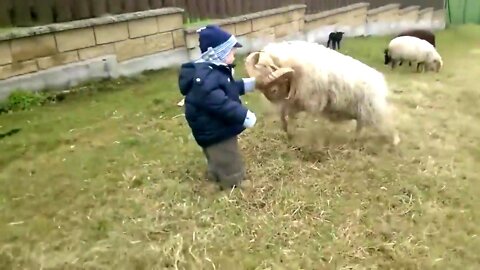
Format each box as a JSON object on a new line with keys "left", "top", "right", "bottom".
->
{"left": 245, "top": 40, "right": 400, "bottom": 146}
{"left": 327, "top": 31, "right": 345, "bottom": 50}
{"left": 385, "top": 35, "right": 443, "bottom": 73}
{"left": 387, "top": 29, "right": 436, "bottom": 67}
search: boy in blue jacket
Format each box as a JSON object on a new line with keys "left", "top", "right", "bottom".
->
{"left": 178, "top": 25, "right": 257, "bottom": 189}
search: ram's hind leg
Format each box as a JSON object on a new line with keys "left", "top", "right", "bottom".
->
{"left": 352, "top": 118, "right": 368, "bottom": 144}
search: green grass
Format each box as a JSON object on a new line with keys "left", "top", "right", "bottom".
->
{"left": 183, "top": 18, "right": 213, "bottom": 28}
{"left": 1, "top": 24, "right": 480, "bottom": 269}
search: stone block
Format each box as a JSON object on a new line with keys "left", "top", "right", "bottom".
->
{"left": 418, "top": 8, "right": 434, "bottom": 21}
{"left": 298, "top": 19, "right": 305, "bottom": 31}
{"left": 128, "top": 17, "right": 158, "bottom": 38}
{"left": 78, "top": 44, "right": 115, "bottom": 60}
{"left": 275, "top": 21, "right": 299, "bottom": 38}
{"left": 249, "top": 27, "right": 276, "bottom": 46}
{"left": 185, "top": 32, "right": 199, "bottom": 49}
{"left": 433, "top": 9, "right": 445, "bottom": 21}
{"left": 94, "top": 22, "right": 129, "bottom": 44}
{"left": 221, "top": 24, "right": 236, "bottom": 35}
{"left": 172, "top": 29, "right": 185, "bottom": 47}
{"left": 379, "top": 9, "right": 400, "bottom": 22}
{"left": 305, "top": 18, "right": 331, "bottom": 31}
{"left": 145, "top": 32, "right": 174, "bottom": 54}
{"left": 347, "top": 15, "right": 364, "bottom": 26}
{"left": 11, "top": 34, "right": 57, "bottom": 62}
{"left": 235, "top": 20, "right": 252, "bottom": 36}
{"left": 55, "top": 28, "right": 96, "bottom": 52}
{"left": 187, "top": 47, "right": 201, "bottom": 61}
{"left": 157, "top": 14, "right": 183, "bottom": 33}
{"left": 252, "top": 14, "right": 284, "bottom": 31}
{"left": 37, "top": 51, "right": 79, "bottom": 70}
{"left": 292, "top": 9, "right": 305, "bottom": 21}
{"left": 0, "top": 41, "right": 12, "bottom": 65}
{"left": 0, "top": 60, "right": 38, "bottom": 80}
{"left": 115, "top": 37, "right": 146, "bottom": 62}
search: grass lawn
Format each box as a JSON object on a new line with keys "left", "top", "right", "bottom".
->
{"left": 1, "top": 24, "right": 480, "bottom": 269}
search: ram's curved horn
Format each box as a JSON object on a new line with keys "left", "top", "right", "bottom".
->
{"left": 256, "top": 51, "right": 280, "bottom": 70}
{"left": 244, "top": 52, "right": 261, "bottom": 78}
{"left": 264, "top": 67, "right": 297, "bottom": 100}
{"left": 264, "top": 67, "right": 294, "bottom": 85}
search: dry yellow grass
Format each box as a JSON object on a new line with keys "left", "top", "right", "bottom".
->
{"left": 1, "top": 24, "right": 480, "bottom": 269}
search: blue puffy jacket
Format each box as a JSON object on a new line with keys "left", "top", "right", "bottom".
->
{"left": 178, "top": 61, "right": 249, "bottom": 148}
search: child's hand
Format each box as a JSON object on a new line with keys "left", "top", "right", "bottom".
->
{"left": 243, "top": 110, "right": 257, "bottom": 128}
{"left": 242, "top": 78, "right": 256, "bottom": 93}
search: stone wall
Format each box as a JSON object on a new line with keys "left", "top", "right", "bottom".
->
{"left": 432, "top": 9, "right": 447, "bottom": 30}
{"left": 0, "top": 8, "right": 188, "bottom": 99}
{"left": 303, "top": 2, "right": 445, "bottom": 45}
{"left": 304, "top": 3, "right": 370, "bottom": 43}
{"left": 184, "top": 5, "right": 306, "bottom": 60}
{"left": 0, "top": 3, "right": 445, "bottom": 100}
{"left": 0, "top": 8, "right": 185, "bottom": 78}
{"left": 418, "top": 8, "right": 435, "bottom": 29}
{"left": 363, "top": 3, "right": 444, "bottom": 37}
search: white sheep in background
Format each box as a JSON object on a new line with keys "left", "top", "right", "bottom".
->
{"left": 245, "top": 40, "right": 400, "bottom": 146}
{"left": 384, "top": 35, "right": 443, "bottom": 72}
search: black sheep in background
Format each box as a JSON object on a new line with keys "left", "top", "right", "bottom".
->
{"left": 327, "top": 31, "right": 345, "bottom": 50}
{"left": 397, "top": 29, "right": 436, "bottom": 47}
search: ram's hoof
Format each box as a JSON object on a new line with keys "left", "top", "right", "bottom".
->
{"left": 392, "top": 134, "right": 401, "bottom": 146}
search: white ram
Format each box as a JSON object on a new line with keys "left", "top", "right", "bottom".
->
{"left": 385, "top": 35, "right": 443, "bottom": 72}
{"left": 245, "top": 40, "right": 400, "bottom": 145}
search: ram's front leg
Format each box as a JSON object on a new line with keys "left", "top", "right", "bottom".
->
{"left": 280, "top": 103, "right": 289, "bottom": 133}
{"left": 280, "top": 104, "right": 295, "bottom": 140}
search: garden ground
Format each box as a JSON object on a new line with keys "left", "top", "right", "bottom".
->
{"left": 1, "top": 24, "right": 480, "bottom": 269}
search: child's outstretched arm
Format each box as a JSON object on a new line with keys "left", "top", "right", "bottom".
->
{"left": 232, "top": 77, "right": 256, "bottom": 96}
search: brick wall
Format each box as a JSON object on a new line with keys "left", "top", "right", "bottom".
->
{"left": 0, "top": 8, "right": 184, "bottom": 80}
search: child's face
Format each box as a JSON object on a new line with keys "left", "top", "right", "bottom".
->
{"left": 225, "top": 48, "right": 237, "bottom": 65}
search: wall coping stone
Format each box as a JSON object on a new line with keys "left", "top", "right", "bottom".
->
{"left": 400, "top": 6, "right": 421, "bottom": 13}
{"left": 305, "top": 2, "right": 370, "bottom": 22}
{"left": 0, "top": 7, "right": 184, "bottom": 41}
{"left": 419, "top": 7, "right": 434, "bottom": 15}
{"left": 367, "top": 4, "right": 401, "bottom": 16}
{"left": 184, "top": 4, "right": 307, "bottom": 34}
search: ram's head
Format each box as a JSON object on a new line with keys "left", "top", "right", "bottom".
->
{"left": 244, "top": 51, "right": 296, "bottom": 102}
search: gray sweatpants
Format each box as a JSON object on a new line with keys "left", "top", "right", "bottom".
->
{"left": 202, "top": 136, "right": 245, "bottom": 189}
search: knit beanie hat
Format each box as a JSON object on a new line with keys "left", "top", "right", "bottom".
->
{"left": 197, "top": 25, "right": 242, "bottom": 62}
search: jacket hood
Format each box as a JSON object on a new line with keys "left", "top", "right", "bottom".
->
{"left": 178, "top": 62, "right": 236, "bottom": 96}
{"left": 178, "top": 62, "right": 198, "bottom": 96}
